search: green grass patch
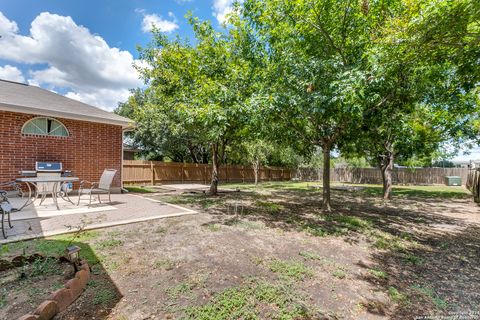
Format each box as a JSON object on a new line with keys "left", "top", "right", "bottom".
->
{"left": 368, "top": 268, "right": 388, "bottom": 280}
{"left": 0, "top": 288, "right": 7, "bottom": 309}
{"left": 183, "top": 279, "right": 313, "bottom": 320}
{"left": 154, "top": 258, "right": 175, "bottom": 270}
{"left": 125, "top": 186, "right": 155, "bottom": 193}
{"left": 28, "top": 257, "right": 63, "bottom": 277}
{"left": 162, "top": 194, "right": 223, "bottom": 209}
{"left": 268, "top": 259, "right": 313, "bottom": 281}
{"left": 93, "top": 288, "right": 117, "bottom": 305}
{"left": 254, "top": 200, "right": 282, "bottom": 213}
{"left": 166, "top": 282, "right": 195, "bottom": 299}
{"left": 411, "top": 285, "right": 448, "bottom": 309}
{"left": 357, "top": 184, "right": 469, "bottom": 199}
{"left": 402, "top": 253, "right": 424, "bottom": 265}
{"left": 95, "top": 238, "right": 123, "bottom": 249}
{"left": 332, "top": 269, "right": 347, "bottom": 279}
{"left": 388, "top": 287, "right": 408, "bottom": 304}
{"left": 324, "top": 215, "right": 371, "bottom": 232}
{"left": 298, "top": 251, "right": 322, "bottom": 261}
{"left": 204, "top": 224, "right": 222, "bottom": 232}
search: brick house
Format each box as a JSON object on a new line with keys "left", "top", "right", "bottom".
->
{"left": 0, "top": 79, "right": 133, "bottom": 191}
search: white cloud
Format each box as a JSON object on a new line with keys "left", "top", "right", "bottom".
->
{"left": 212, "top": 0, "right": 242, "bottom": 24}
{"left": 0, "top": 65, "right": 25, "bottom": 82}
{"left": 0, "top": 11, "right": 18, "bottom": 34}
{"left": 0, "top": 11, "right": 142, "bottom": 110}
{"left": 139, "top": 10, "right": 179, "bottom": 33}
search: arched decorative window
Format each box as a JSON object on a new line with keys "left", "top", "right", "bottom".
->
{"left": 22, "top": 117, "right": 69, "bottom": 137}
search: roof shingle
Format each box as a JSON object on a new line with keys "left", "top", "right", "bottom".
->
{"left": 0, "top": 79, "right": 133, "bottom": 127}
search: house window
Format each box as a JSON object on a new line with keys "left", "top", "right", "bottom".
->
{"left": 22, "top": 117, "right": 69, "bottom": 137}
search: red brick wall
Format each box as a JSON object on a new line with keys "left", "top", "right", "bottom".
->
{"left": 0, "top": 111, "right": 123, "bottom": 188}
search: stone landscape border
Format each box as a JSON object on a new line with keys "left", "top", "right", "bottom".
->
{"left": 18, "top": 260, "right": 90, "bottom": 320}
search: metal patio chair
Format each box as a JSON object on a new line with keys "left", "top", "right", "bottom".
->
{"left": 0, "top": 182, "right": 19, "bottom": 239}
{"left": 77, "top": 169, "right": 117, "bottom": 207}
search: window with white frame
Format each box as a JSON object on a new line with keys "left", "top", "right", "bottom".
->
{"left": 22, "top": 117, "right": 69, "bottom": 137}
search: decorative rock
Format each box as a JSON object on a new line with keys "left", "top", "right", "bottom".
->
{"left": 19, "top": 261, "right": 91, "bottom": 319}
{"left": 33, "top": 300, "right": 58, "bottom": 320}
{"left": 65, "top": 278, "right": 84, "bottom": 299}
{"left": 17, "top": 315, "right": 38, "bottom": 320}
{"left": 75, "top": 269, "right": 89, "bottom": 287}
{"left": 48, "top": 288, "right": 74, "bottom": 312}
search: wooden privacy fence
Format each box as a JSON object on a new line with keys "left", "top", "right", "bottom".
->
{"left": 293, "top": 167, "right": 469, "bottom": 185}
{"left": 466, "top": 169, "right": 480, "bottom": 202}
{"left": 123, "top": 161, "right": 468, "bottom": 186}
{"left": 122, "top": 160, "right": 292, "bottom": 185}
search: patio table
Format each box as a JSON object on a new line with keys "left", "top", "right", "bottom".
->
{"left": 15, "top": 177, "right": 79, "bottom": 210}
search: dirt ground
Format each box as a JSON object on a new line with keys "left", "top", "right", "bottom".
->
{"left": 1, "top": 182, "right": 479, "bottom": 320}
{"left": 0, "top": 257, "right": 73, "bottom": 319}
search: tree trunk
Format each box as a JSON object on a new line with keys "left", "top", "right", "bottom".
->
{"left": 322, "top": 146, "right": 332, "bottom": 211}
{"left": 253, "top": 159, "right": 260, "bottom": 186}
{"left": 379, "top": 152, "right": 394, "bottom": 200}
{"left": 209, "top": 143, "right": 219, "bottom": 195}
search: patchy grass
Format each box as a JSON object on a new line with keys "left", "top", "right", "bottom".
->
{"left": 298, "top": 251, "right": 322, "bottom": 261}
{"left": 226, "top": 219, "right": 264, "bottom": 230}
{"left": 125, "top": 186, "right": 156, "bottom": 193}
{"left": 325, "top": 215, "right": 371, "bottom": 231}
{"left": 166, "top": 282, "right": 195, "bottom": 299}
{"left": 357, "top": 184, "right": 469, "bottom": 199}
{"left": 332, "top": 268, "right": 347, "bottom": 279}
{"left": 369, "top": 269, "right": 388, "bottom": 280}
{"left": 268, "top": 259, "right": 313, "bottom": 281}
{"left": 183, "top": 279, "right": 315, "bottom": 320}
{"left": 95, "top": 238, "right": 123, "bottom": 249}
{"left": 204, "top": 223, "right": 222, "bottom": 232}
{"left": 402, "top": 253, "right": 424, "bottom": 265}
{"left": 254, "top": 200, "right": 282, "bottom": 213}
{"left": 154, "top": 258, "right": 176, "bottom": 270}
{"left": 388, "top": 287, "right": 408, "bottom": 304}
{"left": 411, "top": 285, "right": 448, "bottom": 310}
{"left": 93, "top": 288, "right": 117, "bottom": 306}
{"left": 0, "top": 288, "right": 7, "bottom": 309}
{"left": 29, "top": 257, "right": 63, "bottom": 277}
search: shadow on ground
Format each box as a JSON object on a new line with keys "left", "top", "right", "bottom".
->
{"left": 0, "top": 235, "right": 122, "bottom": 319}
{"left": 159, "top": 185, "right": 479, "bottom": 318}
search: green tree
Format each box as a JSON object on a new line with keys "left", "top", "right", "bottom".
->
{"left": 241, "top": 0, "right": 399, "bottom": 210}
{"left": 136, "top": 17, "right": 257, "bottom": 195}
{"left": 243, "top": 140, "right": 273, "bottom": 185}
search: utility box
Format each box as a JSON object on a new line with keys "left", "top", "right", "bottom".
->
{"left": 445, "top": 176, "right": 461, "bottom": 186}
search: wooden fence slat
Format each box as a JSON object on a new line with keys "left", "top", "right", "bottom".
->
{"left": 123, "top": 161, "right": 293, "bottom": 185}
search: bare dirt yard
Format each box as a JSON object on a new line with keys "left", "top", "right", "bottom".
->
{"left": 1, "top": 182, "right": 479, "bottom": 320}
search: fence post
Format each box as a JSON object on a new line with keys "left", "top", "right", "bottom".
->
{"left": 150, "top": 162, "right": 155, "bottom": 186}
{"left": 181, "top": 163, "right": 185, "bottom": 183}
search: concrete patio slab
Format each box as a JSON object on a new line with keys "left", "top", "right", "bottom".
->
{"left": 1, "top": 193, "right": 196, "bottom": 244}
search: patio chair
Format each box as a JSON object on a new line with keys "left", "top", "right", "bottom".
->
{"left": 1, "top": 189, "right": 13, "bottom": 239}
{"left": 77, "top": 169, "right": 117, "bottom": 207}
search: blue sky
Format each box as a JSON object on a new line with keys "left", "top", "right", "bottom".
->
{"left": 0, "top": 0, "right": 234, "bottom": 109}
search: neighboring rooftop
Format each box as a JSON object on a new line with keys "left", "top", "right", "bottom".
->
{"left": 0, "top": 79, "right": 133, "bottom": 128}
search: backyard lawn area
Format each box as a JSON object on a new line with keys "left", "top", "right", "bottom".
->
{"left": 1, "top": 182, "right": 479, "bottom": 319}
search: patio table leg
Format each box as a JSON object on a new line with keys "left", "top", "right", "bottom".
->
{"left": 16, "top": 181, "right": 36, "bottom": 211}
{"left": 52, "top": 182, "right": 60, "bottom": 210}
{"left": 58, "top": 182, "right": 74, "bottom": 205}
